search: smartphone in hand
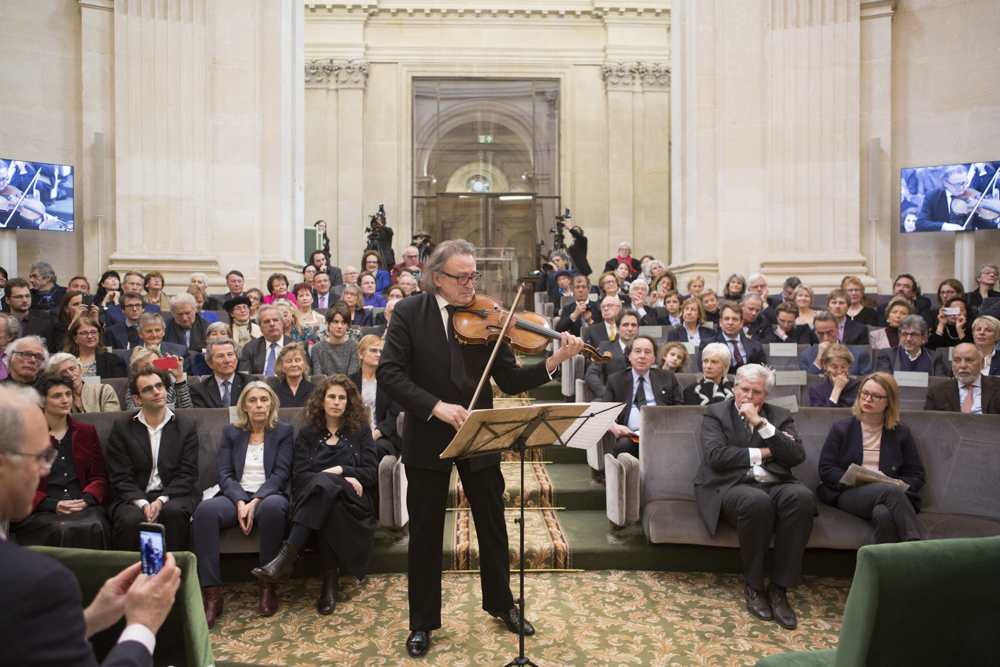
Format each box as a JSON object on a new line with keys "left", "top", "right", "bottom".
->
{"left": 152, "top": 357, "right": 179, "bottom": 371}
{"left": 139, "top": 522, "right": 166, "bottom": 576}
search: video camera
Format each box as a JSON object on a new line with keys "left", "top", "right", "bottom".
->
{"left": 549, "top": 207, "right": 571, "bottom": 251}
{"left": 365, "top": 204, "right": 388, "bottom": 247}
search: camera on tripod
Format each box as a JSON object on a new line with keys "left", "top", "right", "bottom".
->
{"left": 549, "top": 207, "right": 571, "bottom": 250}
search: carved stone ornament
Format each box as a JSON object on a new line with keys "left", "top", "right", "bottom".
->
{"left": 637, "top": 62, "right": 670, "bottom": 90}
{"left": 602, "top": 62, "right": 637, "bottom": 91}
{"left": 304, "top": 59, "right": 370, "bottom": 90}
{"left": 603, "top": 61, "right": 671, "bottom": 92}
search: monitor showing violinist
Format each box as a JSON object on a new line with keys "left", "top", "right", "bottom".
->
{"left": 902, "top": 161, "right": 1000, "bottom": 233}
{"left": 0, "top": 158, "right": 74, "bottom": 231}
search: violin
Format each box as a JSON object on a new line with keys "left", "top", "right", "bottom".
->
{"left": 951, "top": 188, "right": 1000, "bottom": 221}
{"left": 452, "top": 293, "right": 613, "bottom": 364}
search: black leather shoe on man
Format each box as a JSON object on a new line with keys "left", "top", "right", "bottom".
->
{"left": 492, "top": 607, "right": 535, "bottom": 636}
{"left": 744, "top": 583, "right": 773, "bottom": 622}
{"left": 406, "top": 630, "right": 430, "bottom": 657}
{"left": 766, "top": 582, "right": 797, "bottom": 630}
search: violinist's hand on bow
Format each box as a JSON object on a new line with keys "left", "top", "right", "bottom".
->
{"left": 548, "top": 332, "right": 585, "bottom": 369}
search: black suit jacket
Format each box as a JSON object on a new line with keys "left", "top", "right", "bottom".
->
{"left": 349, "top": 370, "right": 403, "bottom": 450}
{"left": 30, "top": 284, "right": 67, "bottom": 311}
{"left": 584, "top": 340, "right": 629, "bottom": 398}
{"left": 237, "top": 336, "right": 295, "bottom": 374}
{"left": 95, "top": 352, "right": 128, "bottom": 379}
{"left": 555, "top": 301, "right": 602, "bottom": 336}
{"left": 874, "top": 347, "right": 952, "bottom": 377}
{"left": 190, "top": 372, "right": 253, "bottom": 408}
{"left": 598, "top": 367, "right": 684, "bottom": 425}
{"left": 0, "top": 539, "right": 153, "bottom": 667}
{"left": 699, "top": 331, "right": 766, "bottom": 370}
{"left": 666, "top": 325, "right": 715, "bottom": 344}
{"left": 567, "top": 228, "right": 592, "bottom": 275}
{"left": 163, "top": 314, "right": 208, "bottom": 352}
{"left": 693, "top": 400, "right": 805, "bottom": 537}
{"left": 743, "top": 315, "right": 772, "bottom": 340}
{"left": 839, "top": 318, "right": 869, "bottom": 346}
{"left": 923, "top": 376, "right": 1000, "bottom": 414}
{"left": 377, "top": 292, "right": 551, "bottom": 473}
{"left": 103, "top": 303, "right": 159, "bottom": 327}
{"left": 327, "top": 266, "right": 344, "bottom": 287}
{"left": 915, "top": 187, "right": 954, "bottom": 231}
{"left": 817, "top": 416, "right": 924, "bottom": 510}
{"left": 104, "top": 321, "right": 140, "bottom": 350}
{"left": 105, "top": 412, "right": 200, "bottom": 508}
{"left": 583, "top": 322, "right": 611, "bottom": 349}
{"left": 216, "top": 422, "right": 294, "bottom": 502}
{"left": 761, "top": 323, "right": 815, "bottom": 345}
{"left": 312, "top": 289, "right": 336, "bottom": 310}
{"left": 876, "top": 296, "right": 933, "bottom": 327}
{"left": 20, "top": 309, "right": 56, "bottom": 352}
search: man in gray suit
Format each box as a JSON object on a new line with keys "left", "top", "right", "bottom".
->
{"left": 238, "top": 305, "right": 294, "bottom": 376}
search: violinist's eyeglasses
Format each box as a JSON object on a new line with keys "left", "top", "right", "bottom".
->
{"left": 441, "top": 271, "right": 482, "bottom": 286}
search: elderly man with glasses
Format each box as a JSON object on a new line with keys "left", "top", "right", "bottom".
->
{"left": 391, "top": 245, "right": 426, "bottom": 284}
{"left": 1, "top": 336, "right": 48, "bottom": 387}
{"left": 874, "top": 315, "right": 952, "bottom": 377}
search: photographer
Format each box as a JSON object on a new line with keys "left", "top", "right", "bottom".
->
{"left": 567, "top": 225, "right": 591, "bottom": 276}
{"left": 536, "top": 250, "right": 578, "bottom": 304}
{"left": 413, "top": 230, "right": 435, "bottom": 263}
{"left": 366, "top": 205, "right": 395, "bottom": 268}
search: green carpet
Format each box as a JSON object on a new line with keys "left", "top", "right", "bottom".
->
{"left": 209, "top": 571, "right": 849, "bottom": 666}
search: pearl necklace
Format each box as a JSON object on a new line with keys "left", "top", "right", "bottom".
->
{"left": 249, "top": 433, "right": 264, "bottom": 461}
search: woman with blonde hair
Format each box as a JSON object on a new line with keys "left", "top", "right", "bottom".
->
{"left": 808, "top": 344, "right": 861, "bottom": 408}
{"left": 187, "top": 284, "right": 220, "bottom": 323}
{"left": 273, "top": 342, "right": 314, "bottom": 408}
{"left": 869, "top": 297, "right": 914, "bottom": 350}
{"left": 686, "top": 275, "right": 706, "bottom": 299}
{"left": 972, "top": 315, "right": 1000, "bottom": 375}
{"left": 841, "top": 276, "right": 877, "bottom": 325}
{"left": 793, "top": 285, "right": 817, "bottom": 327}
{"left": 350, "top": 334, "right": 402, "bottom": 460}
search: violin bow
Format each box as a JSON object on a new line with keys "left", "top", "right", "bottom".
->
{"left": 960, "top": 167, "right": 1000, "bottom": 231}
{"left": 1, "top": 168, "right": 42, "bottom": 229}
{"left": 466, "top": 280, "right": 528, "bottom": 413}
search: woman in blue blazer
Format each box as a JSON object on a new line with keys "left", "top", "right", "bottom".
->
{"left": 191, "top": 381, "right": 294, "bottom": 626}
{"left": 808, "top": 343, "right": 861, "bottom": 408}
{"left": 817, "top": 372, "right": 925, "bottom": 543}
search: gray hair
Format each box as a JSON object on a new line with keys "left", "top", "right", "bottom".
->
{"left": 899, "top": 314, "right": 928, "bottom": 337}
{"left": 206, "top": 336, "right": 237, "bottom": 360}
{"left": 257, "top": 304, "right": 281, "bottom": 325}
{"left": 701, "top": 342, "right": 732, "bottom": 367}
{"left": 0, "top": 312, "right": 20, "bottom": 341}
{"left": 628, "top": 280, "right": 648, "bottom": 295}
{"left": 169, "top": 292, "right": 197, "bottom": 311}
{"left": 137, "top": 312, "right": 165, "bottom": 330}
{"left": 5, "top": 335, "right": 49, "bottom": 365}
{"left": 29, "top": 261, "right": 56, "bottom": 282}
{"left": 740, "top": 292, "right": 763, "bottom": 307}
{"left": 748, "top": 273, "right": 767, "bottom": 285}
{"left": 0, "top": 386, "right": 43, "bottom": 458}
{"left": 421, "top": 239, "right": 476, "bottom": 296}
{"left": 814, "top": 310, "right": 838, "bottom": 325}
{"left": 550, "top": 249, "right": 571, "bottom": 265}
{"left": 206, "top": 321, "right": 230, "bottom": 338}
{"left": 45, "top": 352, "right": 81, "bottom": 372}
{"left": 617, "top": 241, "right": 632, "bottom": 253}
{"left": 644, "top": 260, "right": 666, "bottom": 280}
{"left": 976, "top": 263, "right": 999, "bottom": 281}
{"left": 735, "top": 363, "right": 776, "bottom": 394}
{"left": 190, "top": 272, "right": 210, "bottom": 285}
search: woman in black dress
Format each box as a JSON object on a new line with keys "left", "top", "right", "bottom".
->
{"left": 273, "top": 342, "right": 315, "bottom": 408}
{"left": 252, "top": 374, "right": 378, "bottom": 615}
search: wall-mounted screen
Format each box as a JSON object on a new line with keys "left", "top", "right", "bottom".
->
{"left": 0, "top": 158, "right": 75, "bottom": 231}
{"left": 900, "top": 161, "right": 1000, "bottom": 233}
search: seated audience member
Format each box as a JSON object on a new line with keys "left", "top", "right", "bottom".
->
{"left": 312, "top": 271, "right": 337, "bottom": 309}
{"left": 271, "top": 299, "right": 307, "bottom": 344}
{"left": 294, "top": 282, "right": 325, "bottom": 335}
{"left": 10, "top": 371, "right": 112, "bottom": 549}
{"left": 536, "top": 250, "right": 573, "bottom": 304}
{"left": 842, "top": 277, "right": 878, "bottom": 326}
{"left": 556, "top": 275, "right": 601, "bottom": 336}
{"left": 0, "top": 312, "right": 20, "bottom": 379}
{"left": 47, "top": 353, "right": 120, "bottom": 413}
{"left": 252, "top": 375, "right": 378, "bottom": 615}
{"left": 93, "top": 270, "right": 122, "bottom": 312}
{"left": 604, "top": 242, "right": 641, "bottom": 277}
{"left": 123, "top": 347, "right": 192, "bottom": 411}
{"left": 224, "top": 270, "right": 246, "bottom": 301}
{"left": 302, "top": 264, "right": 317, "bottom": 286}
{"left": 701, "top": 301, "right": 766, "bottom": 372}
{"left": 187, "top": 285, "right": 219, "bottom": 323}
{"left": 163, "top": 293, "right": 208, "bottom": 354}
{"left": 657, "top": 290, "right": 683, "bottom": 326}
{"left": 552, "top": 270, "right": 574, "bottom": 298}
{"left": 818, "top": 372, "right": 924, "bottom": 543}
{"left": 187, "top": 272, "right": 219, "bottom": 311}
{"left": 869, "top": 296, "right": 913, "bottom": 350}
{"left": 683, "top": 342, "right": 734, "bottom": 406}
{"left": 2, "top": 336, "right": 48, "bottom": 387}
{"left": 122, "top": 313, "right": 188, "bottom": 365}
{"left": 311, "top": 303, "right": 361, "bottom": 377}
{"left": 923, "top": 343, "right": 1000, "bottom": 414}
{"left": 793, "top": 285, "right": 817, "bottom": 327}
{"left": 643, "top": 260, "right": 668, "bottom": 288}
{"left": 143, "top": 271, "right": 170, "bottom": 311}
{"left": 105, "top": 292, "right": 146, "bottom": 350}
{"left": 808, "top": 344, "right": 861, "bottom": 408}
{"left": 686, "top": 275, "right": 706, "bottom": 299}
{"left": 585, "top": 309, "right": 639, "bottom": 398}
{"left": 693, "top": 363, "right": 814, "bottom": 630}
{"left": 28, "top": 261, "right": 67, "bottom": 311}
{"left": 800, "top": 312, "right": 873, "bottom": 376}
{"left": 659, "top": 341, "right": 690, "bottom": 373}
{"left": 966, "top": 263, "right": 1000, "bottom": 311}
{"left": 825, "top": 289, "right": 869, "bottom": 346}
{"left": 192, "top": 382, "right": 294, "bottom": 626}
{"left": 309, "top": 248, "right": 329, "bottom": 273}
{"left": 359, "top": 272, "right": 388, "bottom": 309}
{"left": 392, "top": 245, "right": 426, "bottom": 284}
{"left": 370, "top": 298, "right": 398, "bottom": 337}
{"left": 312, "top": 248, "right": 345, "bottom": 288}
{"left": 600, "top": 335, "right": 684, "bottom": 458}
{"left": 106, "top": 367, "right": 200, "bottom": 552}
{"left": 722, "top": 273, "right": 747, "bottom": 301}
{"left": 702, "top": 289, "right": 721, "bottom": 325}
{"left": 342, "top": 266, "right": 360, "bottom": 289}
{"left": 622, "top": 279, "right": 657, "bottom": 326}
{"left": 341, "top": 284, "right": 373, "bottom": 327}
{"left": 65, "top": 316, "right": 127, "bottom": 378}
{"left": 238, "top": 305, "right": 293, "bottom": 376}
{"left": 746, "top": 273, "right": 777, "bottom": 324}
{"left": 383, "top": 284, "right": 406, "bottom": 303}
{"left": 191, "top": 338, "right": 250, "bottom": 408}
{"left": 68, "top": 276, "right": 91, "bottom": 295}
{"left": 762, "top": 302, "right": 815, "bottom": 345}
{"left": 972, "top": 315, "right": 1000, "bottom": 376}
{"left": 874, "top": 315, "right": 951, "bottom": 377}
{"left": 740, "top": 293, "right": 770, "bottom": 339}
{"left": 0, "top": 385, "right": 182, "bottom": 667}
{"left": 273, "top": 342, "right": 314, "bottom": 408}
{"left": 263, "top": 273, "right": 297, "bottom": 307}
{"left": 927, "top": 297, "right": 973, "bottom": 349}
{"left": 191, "top": 321, "right": 231, "bottom": 376}
{"left": 583, "top": 296, "right": 623, "bottom": 348}
{"left": 361, "top": 250, "right": 392, "bottom": 293}
{"left": 397, "top": 270, "right": 420, "bottom": 298}
{"left": 5, "top": 277, "right": 56, "bottom": 351}
{"left": 226, "top": 296, "right": 261, "bottom": 356}
{"left": 614, "top": 261, "right": 633, "bottom": 299}
{"left": 935, "top": 279, "right": 964, "bottom": 315}
{"left": 53, "top": 290, "right": 98, "bottom": 352}
{"left": 350, "top": 335, "right": 402, "bottom": 460}
{"left": 767, "top": 277, "right": 801, "bottom": 309}
{"left": 667, "top": 297, "right": 714, "bottom": 346}
{"left": 648, "top": 274, "right": 670, "bottom": 308}
{"left": 876, "top": 273, "right": 932, "bottom": 327}
{"left": 246, "top": 288, "right": 264, "bottom": 318}
{"left": 597, "top": 271, "right": 622, "bottom": 305}
{"left": 104, "top": 271, "right": 161, "bottom": 327}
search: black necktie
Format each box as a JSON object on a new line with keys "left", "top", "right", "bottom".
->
{"left": 445, "top": 305, "right": 467, "bottom": 392}
{"left": 634, "top": 375, "right": 647, "bottom": 408}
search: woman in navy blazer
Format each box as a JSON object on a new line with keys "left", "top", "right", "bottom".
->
{"left": 191, "top": 381, "right": 294, "bottom": 626}
{"left": 808, "top": 343, "right": 862, "bottom": 408}
{"left": 817, "top": 372, "right": 925, "bottom": 543}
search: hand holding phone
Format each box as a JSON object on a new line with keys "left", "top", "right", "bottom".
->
{"left": 152, "top": 357, "right": 179, "bottom": 371}
{"left": 139, "top": 522, "right": 166, "bottom": 576}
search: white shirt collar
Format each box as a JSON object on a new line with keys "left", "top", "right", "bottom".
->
{"left": 136, "top": 406, "right": 174, "bottom": 432}
{"left": 959, "top": 374, "right": 982, "bottom": 389}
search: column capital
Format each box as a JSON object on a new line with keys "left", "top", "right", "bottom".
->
{"left": 305, "top": 58, "right": 369, "bottom": 90}
{"left": 602, "top": 61, "right": 638, "bottom": 91}
{"left": 602, "top": 61, "right": 670, "bottom": 91}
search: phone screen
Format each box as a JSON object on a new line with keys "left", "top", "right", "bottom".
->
{"left": 139, "top": 524, "right": 166, "bottom": 576}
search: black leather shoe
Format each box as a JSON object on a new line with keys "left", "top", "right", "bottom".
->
{"left": 493, "top": 607, "right": 536, "bottom": 636}
{"left": 406, "top": 630, "right": 430, "bottom": 657}
{"left": 251, "top": 540, "right": 298, "bottom": 584}
{"left": 766, "top": 583, "right": 797, "bottom": 630}
{"left": 744, "top": 584, "right": 773, "bottom": 622}
{"left": 317, "top": 570, "right": 337, "bottom": 615}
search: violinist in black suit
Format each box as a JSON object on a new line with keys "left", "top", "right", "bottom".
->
{"left": 599, "top": 335, "right": 684, "bottom": 458}
{"left": 693, "top": 364, "right": 814, "bottom": 630}
{"left": 584, "top": 310, "right": 638, "bottom": 399}
{"left": 190, "top": 338, "right": 252, "bottom": 408}
{"left": 915, "top": 165, "right": 985, "bottom": 232}
{"left": 377, "top": 240, "right": 584, "bottom": 657}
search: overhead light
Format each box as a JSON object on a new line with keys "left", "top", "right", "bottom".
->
{"left": 499, "top": 196, "right": 532, "bottom": 201}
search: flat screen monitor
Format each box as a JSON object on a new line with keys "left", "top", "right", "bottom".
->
{"left": 900, "top": 161, "right": 1000, "bottom": 233}
{"left": 0, "top": 158, "right": 74, "bottom": 232}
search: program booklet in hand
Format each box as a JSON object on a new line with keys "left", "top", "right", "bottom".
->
{"left": 839, "top": 463, "right": 909, "bottom": 492}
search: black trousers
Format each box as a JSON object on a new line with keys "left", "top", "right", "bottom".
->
{"left": 720, "top": 481, "right": 815, "bottom": 592}
{"left": 613, "top": 435, "right": 638, "bottom": 459}
{"left": 835, "top": 483, "right": 923, "bottom": 543}
{"left": 111, "top": 493, "right": 195, "bottom": 552}
{"left": 11, "top": 506, "right": 111, "bottom": 550}
{"left": 191, "top": 494, "right": 289, "bottom": 587}
{"left": 406, "top": 462, "right": 514, "bottom": 631}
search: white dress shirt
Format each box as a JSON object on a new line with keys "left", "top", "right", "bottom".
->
{"left": 683, "top": 325, "right": 701, "bottom": 347}
{"left": 626, "top": 369, "right": 654, "bottom": 432}
{"left": 958, "top": 375, "right": 983, "bottom": 414}
{"left": 134, "top": 408, "right": 175, "bottom": 507}
{"left": 983, "top": 349, "right": 995, "bottom": 376}
{"left": 746, "top": 417, "right": 780, "bottom": 483}
{"left": 240, "top": 443, "right": 267, "bottom": 494}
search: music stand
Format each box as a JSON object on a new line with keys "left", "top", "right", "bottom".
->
{"left": 441, "top": 402, "right": 624, "bottom": 667}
